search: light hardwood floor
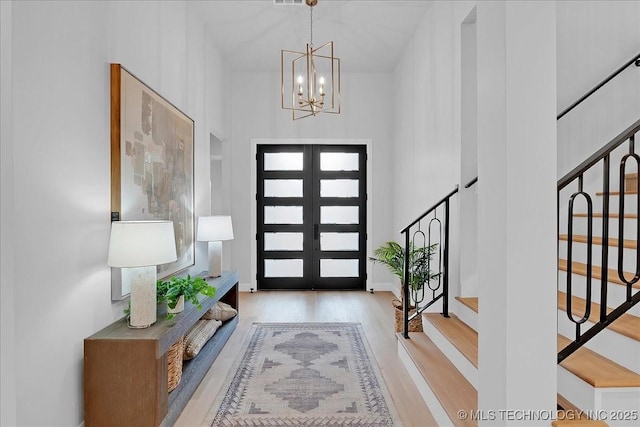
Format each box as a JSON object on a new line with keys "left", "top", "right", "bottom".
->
{"left": 174, "top": 290, "right": 437, "bottom": 427}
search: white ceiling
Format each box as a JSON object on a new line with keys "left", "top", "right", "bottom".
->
{"left": 192, "top": 0, "right": 433, "bottom": 72}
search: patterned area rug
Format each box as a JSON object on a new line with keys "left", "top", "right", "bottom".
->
{"left": 205, "top": 323, "right": 401, "bottom": 426}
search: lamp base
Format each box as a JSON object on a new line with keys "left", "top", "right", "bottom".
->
{"left": 208, "top": 241, "right": 222, "bottom": 278}
{"left": 128, "top": 266, "right": 157, "bottom": 328}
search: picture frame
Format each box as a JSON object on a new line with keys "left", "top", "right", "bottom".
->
{"left": 110, "top": 64, "right": 195, "bottom": 300}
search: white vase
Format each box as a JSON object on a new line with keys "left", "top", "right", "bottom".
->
{"left": 168, "top": 295, "right": 185, "bottom": 314}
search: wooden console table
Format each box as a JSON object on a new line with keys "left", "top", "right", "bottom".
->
{"left": 84, "top": 270, "right": 239, "bottom": 427}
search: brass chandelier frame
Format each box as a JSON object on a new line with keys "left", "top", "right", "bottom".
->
{"left": 280, "top": 0, "right": 341, "bottom": 120}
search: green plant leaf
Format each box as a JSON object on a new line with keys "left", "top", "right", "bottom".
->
{"left": 156, "top": 274, "right": 217, "bottom": 320}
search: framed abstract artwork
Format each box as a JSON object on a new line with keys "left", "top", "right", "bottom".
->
{"left": 110, "top": 64, "right": 195, "bottom": 300}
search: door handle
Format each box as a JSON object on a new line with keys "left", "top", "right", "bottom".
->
{"left": 314, "top": 224, "right": 319, "bottom": 240}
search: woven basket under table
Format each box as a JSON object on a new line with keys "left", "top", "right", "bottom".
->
{"left": 167, "top": 336, "right": 184, "bottom": 393}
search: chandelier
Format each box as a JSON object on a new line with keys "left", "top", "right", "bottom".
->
{"left": 281, "top": 0, "right": 340, "bottom": 120}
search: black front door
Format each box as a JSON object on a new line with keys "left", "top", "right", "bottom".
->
{"left": 257, "top": 144, "right": 367, "bottom": 290}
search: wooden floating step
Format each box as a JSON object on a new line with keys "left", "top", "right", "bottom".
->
{"left": 556, "top": 394, "right": 605, "bottom": 426}
{"left": 557, "top": 291, "right": 640, "bottom": 341}
{"left": 596, "top": 191, "right": 638, "bottom": 196}
{"left": 558, "top": 259, "right": 640, "bottom": 290}
{"left": 424, "top": 313, "right": 478, "bottom": 368}
{"left": 455, "top": 296, "right": 478, "bottom": 314}
{"left": 625, "top": 172, "right": 638, "bottom": 194}
{"left": 397, "top": 332, "right": 477, "bottom": 427}
{"left": 558, "top": 335, "right": 640, "bottom": 388}
{"left": 552, "top": 411, "right": 609, "bottom": 427}
{"left": 573, "top": 213, "right": 638, "bottom": 219}
{"left": 558, "top": 234, "right": 637, "bottom": 249}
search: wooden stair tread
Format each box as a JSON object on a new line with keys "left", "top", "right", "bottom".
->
{"left": 552, "top": 413, "right": 608, "bottom": 427}
{"left": 557, "top": 394, "right": 587, "bottom": 419}
{"left": 557, "top": 291, "right": 640, "bottom": 341}
{"left": 556, "top": 394, "right": 608, "bottom": 426}
{"left": 573, "top": 213, "right": 638, "bottom": 218}
{"left": 424, "top": 313, "right": 478, "bottom": 368}
{"left": 558, "top": 259, "right": 640, "bottom": 289}
{"left": 558, "top": 335, "right": 640, "bottom": 387}
{"left": 558, "top": 234, "right": 637, "bottom": 249}
{"left": 455, "top": 297, "right": 478, "bottom": 313}
{"left": 595, "top": 191, "right": 638, "bottom": 196}
{"left": 397, "top": 333, "right": 477, "bottom": 427}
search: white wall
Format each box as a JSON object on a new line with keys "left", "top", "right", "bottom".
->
{"left": 557, "top": 0, "right": 640, "bottom": 178}
{"left": 476, "top": 1, "right": 557, "bottom": 421}
{"left": 391, "top": 1, "right": 476, "bottom": 310}
{"left": 392, "top": 0, "right": 557, "bottom": 421}
{"left": 1, "top": 1, "right": 17, "bottom": 425}
{"left": 5, "top": 1, "right": 226, "bottom": 425}
{"left": 228, "top": 71, "right": 396, "bottom": 290}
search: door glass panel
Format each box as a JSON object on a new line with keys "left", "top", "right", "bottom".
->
{"left": 320, "top": 259, "right": 359, "bottom": 277}
{"left": 320, "top": 152, "right": 359, "bottom": 171}
{"left": 264, "top": 152, "right": 303, "bottom": 171}
{"left": 264, "top": 179, "right": 303, "bottom": 197}
{"left": 320, "top": 206, "right": 359, "bottom": 224}
{"left": 320, "top": 232, "right": 359, "bottom": 251}
{"left": 264, "top": 232, "right": 304, "bottom": 251}
{"left": 320, "top": 179, "right": 358, "bottom": 198}
{"left": 264, "top": 206, "right": 303, "bottom": 224}
{"left": 265, "top": 259, "right": 304, "bottom": 277}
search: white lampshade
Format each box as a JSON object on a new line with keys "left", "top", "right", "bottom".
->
{"left": 107, "top": 221, "right": 178, "bottom": 328}
{"left": 108, "top": 221, "right": 178, "bottom": 267}
{"left": 197, "top": 216, "right": 234, "bottom": 242}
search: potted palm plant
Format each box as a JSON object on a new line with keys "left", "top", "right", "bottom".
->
{"left": 156, "top": 275, "right": 216, "bottom": 320}
{"left": 369, "top": 241, "right": 439, "bottom": 332}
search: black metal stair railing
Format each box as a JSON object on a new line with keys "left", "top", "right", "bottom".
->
{"left": 558, "top": 118, "right": 640, "bottom": 363}
{"left": 399, "top": 186, "right": 458, "bottom": 339}
{"left": 557, "top": 52, "right": 640, "bottom": 120}
{"left": 556, "top": 51, "right": 640, "bottom": 363}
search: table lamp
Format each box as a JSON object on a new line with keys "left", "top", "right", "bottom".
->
{"left": 108, "top": 221, "right": 177, "bottom": 328}
{"left": 197, "top": 216, "right": 234, "bottom": 277}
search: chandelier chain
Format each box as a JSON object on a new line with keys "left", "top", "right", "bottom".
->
{"left": 309, "top": 6, "right": 313, "bottom": 48}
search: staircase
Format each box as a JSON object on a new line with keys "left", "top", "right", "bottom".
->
{"left": 396, "top": 54, "right": 640, "bottom": 425}
{"left": 397, "top": 128, "right": 640, "bottom": 425}
{"left": 400, "top": 290, "right": 639, "bottom": 426}
{"left": 398, "top": 292, "right": 639, "bottom": 426}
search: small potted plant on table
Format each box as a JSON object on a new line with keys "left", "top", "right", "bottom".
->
{"left": 157, "top": 275, "right": 216, "bottom": 320}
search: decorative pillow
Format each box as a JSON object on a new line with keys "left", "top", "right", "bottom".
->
{"left": 201, "top": 301, "right": 237, "bottom": 321}
{"left": 183, "top": 319, "right": 222, "bottom": 360}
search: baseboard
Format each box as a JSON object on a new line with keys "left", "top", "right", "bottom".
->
{"left": 238, "top": 282, "right": 398, "bottom": 295}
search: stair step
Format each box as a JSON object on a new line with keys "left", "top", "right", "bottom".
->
{"left": 552, "top": 412, "right": 608, "bottom": 427}
{"left": 595, "top": 191, "right": 638, "bottom": 196}
{"left": 455, "top": 296, "right": 478, "bottom": 313}
{"left": 424, "top": 313, "right": 478, "bottom": 368}
{"left": 558, "top": 335, "right": 640, "bottom": 388}
{"left": 573, "top": 213, "right": 638, "bottom": 218}
{"left": 558, "top": 259, "right": 640, "bottom": 289}
{"left": 557, "top": 292, "right": 640, "bottom": 341}
{"left": 558, "top": 393, "right": 586, "bottom": 414}
{"left": 397, "top": 332, "right": 477, "bottom": 427}
{"left": 558, "top": 234, "right": 637, "bottom": 249}
{"left": 626, "top": 173, "right": 638, "bottom": 194}
{"left": 556, "top": 394, "right": 609, "bottom": 426}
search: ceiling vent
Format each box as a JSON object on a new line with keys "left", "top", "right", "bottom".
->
{"left": 274, "top": 0, "right": 304, "bottom": 5}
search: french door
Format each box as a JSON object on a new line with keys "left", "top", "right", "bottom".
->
{"left": 257, "top": 144, "right": 367, "bottom": 290}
